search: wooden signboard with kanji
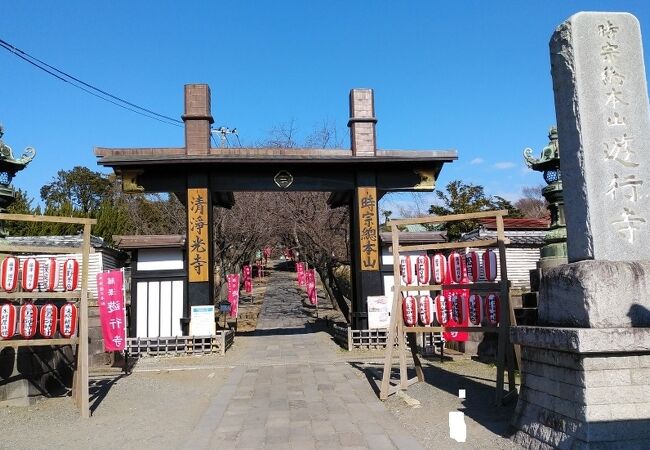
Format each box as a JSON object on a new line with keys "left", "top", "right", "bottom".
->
{"left": 358, "top": 187, "right": 379, "bottom": 271}
{"left": 187, "top": 188, "right": 209, "bottom": 282}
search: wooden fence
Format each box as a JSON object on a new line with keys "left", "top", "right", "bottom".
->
{"left": 126, "top": 331, "right": 234, "bottom": 357}
{"left": 329, "top": 321, "right": 443, "bottom": 356}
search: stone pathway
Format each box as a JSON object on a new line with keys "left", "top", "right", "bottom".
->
{"left": 183, "top": 263, "right": 423, "bottom": 449}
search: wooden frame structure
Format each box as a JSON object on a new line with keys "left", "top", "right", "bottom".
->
{"left": 95, "top": 84, "right": 458, "bottom": 331}
{"left": 0, "top": 213, "right": 95, "bottom": 418}
{"left": 378, "top": 210, "right": 518, "bottom": 404}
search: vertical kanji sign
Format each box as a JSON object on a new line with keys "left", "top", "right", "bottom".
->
{"left": 358, "top": 187, "right": 379, "bottom": 270}
{"left": 188, "top": 188, "right": 209, "bottom": 282}
{"left": 97, "top": 270, "right": 126, "bottom": 351}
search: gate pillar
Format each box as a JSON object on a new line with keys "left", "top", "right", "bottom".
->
{"left": 349, "top": 89, "right": 383, "bottom": 329}
{"left": 183, "top": 85, "right": 215, "bottom": 315}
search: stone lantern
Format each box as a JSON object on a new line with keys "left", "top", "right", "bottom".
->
{"left": 0, "top": 124, "right": 36, "bottom": 235}
{"left": 523, "top": 126, "right": 567, "bottom": 269}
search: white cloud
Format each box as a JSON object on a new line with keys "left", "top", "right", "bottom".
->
{"left": 469, "top": 157, "right": 484, "bottom": 165}
{"left": 494, "top": 161, "right": 516, "bottom": 170}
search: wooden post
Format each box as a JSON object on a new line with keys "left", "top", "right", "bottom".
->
{"left": 78, "top": 222, "right": 91, "bottom": 417}
{"left": 380, "top": 224, "right": 402, "bottom": 399}
{"left": 496, "top": 214, "right": 517, "bottom": 404}
{"left": 347, "top": 326, "right": 353, "bottom": 352}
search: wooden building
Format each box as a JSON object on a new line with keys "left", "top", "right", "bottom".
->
{"left": 3, "top": 235, "right": 127, "bottom": 296}
{"left": 459, "top": 218, "right": 549, "bottom": 292}
{"left": 113, "top": 235, "right": 187, "bottom": 339}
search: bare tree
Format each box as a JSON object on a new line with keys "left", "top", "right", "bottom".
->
{"left": 279, "top": 192, "right": 351, "bottom": 320}
{"left": 514, "top": 185, "right": 549, "bottom": 218}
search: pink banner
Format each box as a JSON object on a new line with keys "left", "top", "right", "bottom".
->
{"left": 296, "top": 262, "right": 306, "bottom": 287}
{"left": 306, "top": 269, "right": 317, "bottom": 305}
{"left": 243, "top": 265, "right": 252, "bottom": 293}
{"left": 227, "top": 274, "right": 240, "bottom": 318}
{"left": 97, "top": 270, "right": 126, "bottom": 351}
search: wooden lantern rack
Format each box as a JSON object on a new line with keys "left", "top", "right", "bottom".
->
{"left": 0, "top": 213, "right": 95, "bottom": 417}
{"left": 377, "top": 210, "right": 519, "bottom": 404}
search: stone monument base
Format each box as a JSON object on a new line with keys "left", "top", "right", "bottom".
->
{"left": 511, "top": 326, "right": 650, "bottom": 449}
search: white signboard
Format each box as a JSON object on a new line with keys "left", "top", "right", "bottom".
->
{"left": 368, "top": 295, "right": 392, "bottom": 329}
{"left": 190, "top": 305, "right": 215, "bottom": 336}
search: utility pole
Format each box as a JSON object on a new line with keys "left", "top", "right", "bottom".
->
{"left": 211, "top": 127, "right": 239, "bottom": 148}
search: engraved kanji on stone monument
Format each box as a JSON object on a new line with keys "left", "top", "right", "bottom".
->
{"left": 551, "top": 12, "right": 650, "bottom": 261}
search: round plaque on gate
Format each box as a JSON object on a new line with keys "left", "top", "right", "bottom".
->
{"left": 274, "top": 170, "right": 293, "bottom": 188}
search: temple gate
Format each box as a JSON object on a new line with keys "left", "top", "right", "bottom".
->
{"left": 95, "top": 84, "right": 456, "bottom": 330}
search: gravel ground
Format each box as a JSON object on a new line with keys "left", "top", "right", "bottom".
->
{"left": 0, "top": 367, "right": 230, "bottom": 450}
{"left": 370, "top": 358, "right": 520, "bottom": 449}
{"left": 0, "top": 344, "right": 520, "bottom": 450}
{"left": 1, "top": 261, "right": 521, "bottom": 449}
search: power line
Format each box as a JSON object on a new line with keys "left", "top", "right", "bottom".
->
{"left": 0, "top": 38, "right": 183, "bottom": 128}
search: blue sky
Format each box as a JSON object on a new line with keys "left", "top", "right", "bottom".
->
{"left": 1, "top": 1, "right": 649, "bottom": 214}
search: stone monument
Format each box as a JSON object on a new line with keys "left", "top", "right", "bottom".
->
{"left": 511, "top": 12, "right": 650, "bottom": 448}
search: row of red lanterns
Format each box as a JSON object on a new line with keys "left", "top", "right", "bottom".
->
{"left": 400, "top": 249, "right": 498, "bottom": 285}
{"left": 0, "top": 257, "right": 79, "bottom": 292}
{"left": 0, "top": 302, "right": 78, "bottom": 339}
{"left": 402, "top": 293, "right": 500, "bottom": 327}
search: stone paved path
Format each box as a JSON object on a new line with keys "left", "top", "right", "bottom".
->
{"left": 183, "top": 263, "right": 423, "bottom": 449}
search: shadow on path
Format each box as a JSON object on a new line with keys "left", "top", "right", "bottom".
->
{"left": 348, "top": 360, "right": 517, "bottom": 439}
{"left": 89, "top": 374, "right": 125, "bottom": 415}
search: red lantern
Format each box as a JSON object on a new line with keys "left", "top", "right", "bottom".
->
{"left": 1, "top": 257, "right": 18, "bottom": 292}
{"left": 19, "top": 302, "right": 38, "bottom": 338}
{"left": 465, "top": 252, "right": 480, "bottom": 282}
{"left": 468, "top": 294, "right": 483, "bottom": 326}
{"left": 400, "top": 256, "right": 413, "bottom": 285}
{"left": 40, "top": 258, "right": 60, "bottom": 292}
{"left": 22, "top": 258, "right": 40, "bottom": 292}
{"left": 416, "top": 255, "right": 431, "bottom": 285}
{"left": 450, "top": 293, "right": 465, "bottom": 323}
{"left": 448, "top": 251, "right": 465, "bottom": 283}
{"left": 402, "top": 295, "right": 418, "bottom": 327}
{"left": 485, "top": 294, "right": 500, "bottom": 325}
{"left": 59, "top": 303, "right": 78, "bottom": 338}
{"left": 431, "top": 253, "right": 447, "bottom": 284}
{"left": 483, "top": 249, "right": 498, "bottom": 281}
{"left": 39, "top": 303, "right": 58, "bottom": 338}
{"left": 435, "top": 294, "right": 450, "bottom": 326}
{"left": 63, "top": 259, "right": 79, "bottom": 291}
{"left": 0, "top": 303, "right": 17, "bottom": 339}
{"left": 418, "top": 295, "right": 435, "bottom": 326}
